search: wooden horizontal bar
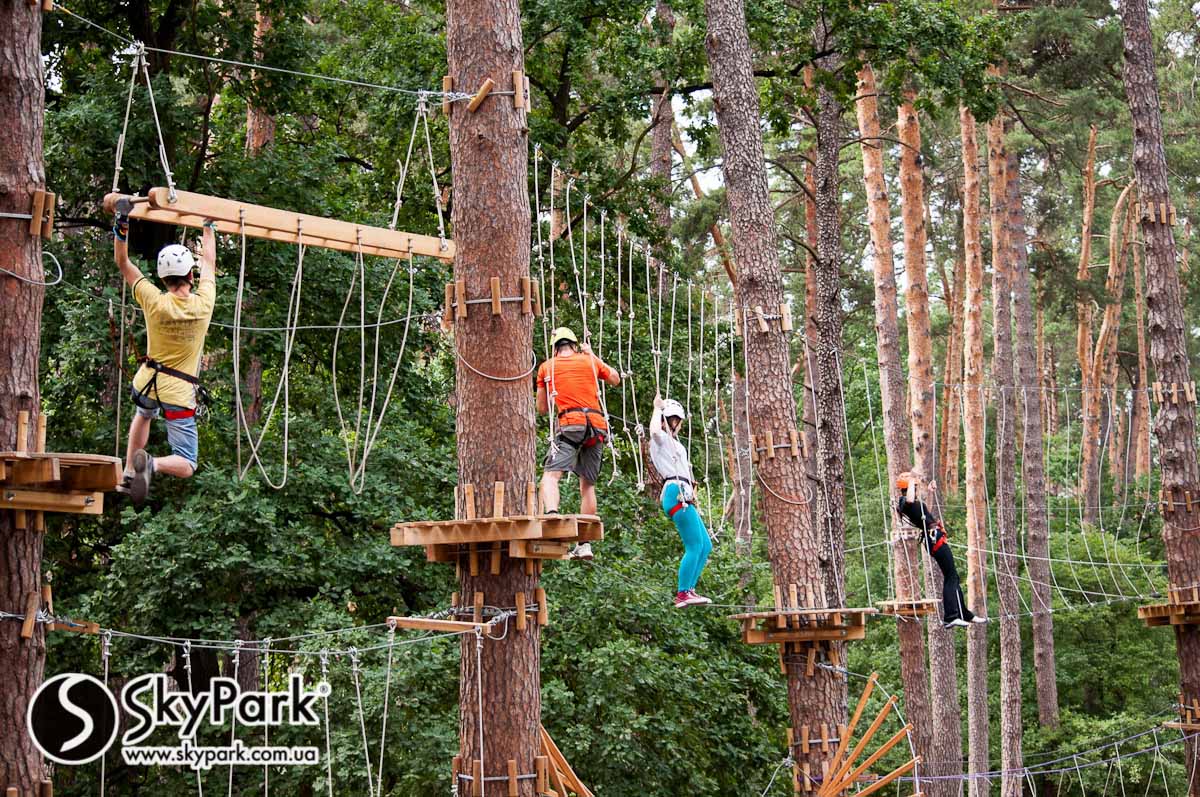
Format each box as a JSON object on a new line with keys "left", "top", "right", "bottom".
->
{"left": 61, "top": 462, "right": 123, "bottom": 492}
{"left": 48, "top": 618, "right": 101, "bottom": 635}
{"left": 387, "top": 616, "right": 490, "bottom": 634}
{"left": 2, "top": 488, "right": 103, "bottom": 515}
{"left": 8, "top": 457, "right": 59, "bottom": 485}
{"left": 467, "top": 78, "right": 496, "bottom": 112}
{"left": 106, "top": 189, "right": 454, "bottom": 262}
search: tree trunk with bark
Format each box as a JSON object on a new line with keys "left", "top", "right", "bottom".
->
{"left": 245, "top": 8, "right": 276, "bottom": 154}
{"left": 0, "top": 1, "right": 46, "bottom": 789}
{"left": 1008, "top": 153, "right": 1059, "bottom": 731}
{"left": 704, "top": 1, "right": 845, "bottom": 786}
{"left": 939, "top": 196, "right": 965, "bottom": 498}
{"left": 987, "top": 117, "right": 1022, "bottom": 797}
{"left": 650, "top": 0, "right": 676, "bottom": 272}
{"left": 1038, "top": 298, "right": 1059, "bottom": 437}
{"left": 1075, "top": 128, "right": 1101, "bottom": 522}
{"left": 446, "top": 3, "right": 540, "bottom": 793}
{"left": 1131, "top": 232, "right": 1152, "bottom": 491}
{"left": 854, "top": 67, "right": 936, "bottom": 791}
{"left": 960, "top": 105, "right": 990, "bottom": 797}
{"left": 1120, "top": 2, "right": 1200, "bottom": 789}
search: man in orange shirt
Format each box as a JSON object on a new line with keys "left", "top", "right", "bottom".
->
{"left": 536, "top": 327, "right": 620, "bottom": 558}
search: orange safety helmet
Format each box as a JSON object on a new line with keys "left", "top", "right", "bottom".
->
{"left": 895, "top": 474, "right": 911, "bottom": 490}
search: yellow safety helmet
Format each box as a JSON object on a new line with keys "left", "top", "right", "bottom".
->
{"left": 551, "top": 327, "right": 578, "bottom": 348}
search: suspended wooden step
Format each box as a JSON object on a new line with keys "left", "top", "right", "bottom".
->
{"left": 2, "top": 412, "right": 121, "bottom": 528}
{"left": 1138, "top": 584, "right": 1200, "bottom": 628}
{"left": 103, "top": 188, "right": 454, "bottom": 262}
{"left": 1166, "top": 693, "right": 1200, "bottom": 732}
{"left": 875, "top": 598, "right": 939, "bottom": 618}
{"left": 789, "top": 673, "right": 920, "bottom": 796}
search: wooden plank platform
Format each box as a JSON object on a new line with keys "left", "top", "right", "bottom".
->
{"left": 392, "top": 514, "right": 603, "bottom": 549}
{"left": 876, "top": 599, "right": 940, "bottom": 618}
{"left": 1137, "top": 600, "right": 1200, "bottom": 628}
{"left": 733, "top": 607, "right": 875, "bottom": 647}
{"left": 106, "top": 188, "right": 454, "bottom": 262}
{"left": 0, "top": 450, "right": 119, "bottom": 518}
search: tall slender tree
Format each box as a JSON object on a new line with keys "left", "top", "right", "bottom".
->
{"left": 704, "top": 0, "right": 845, "bottom": 784}
{"left": 1008, "top": 153, "right": 1059, "bottom": 730}
{"left": 854, "top": 66, "right": 937, "bottom": 792}
{"left": 0, "top": 1, "right": 47, "bottom": 788}
{"left": 986, "top": 114, "right": 1021, "bottom": 797}
{"left": 1119, "top": 0, "right": 1200, "bottom": 789}
{"left": 960, "top": 104, "right": 990, "bottom": 797}
{"left": 446, "top": 2, "right": 540, "bottom": 792}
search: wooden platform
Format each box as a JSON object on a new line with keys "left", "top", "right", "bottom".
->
{"left": 876, "top": 598, "right": 940, "bottom": 618}
{"left": 1166, "top": 694, "right": 1200, "bottom": 732}
{"left": 1138, "top": 598, "right": 1200, "bottom": 628}
{"left": 2, "top": 413, "right": 121, "bottom": 527}
{"left": 731, "top": 607, "right": 876, "bottom": 646}
{"left": 391, "top": 514, "right": 604, "bottom": 564}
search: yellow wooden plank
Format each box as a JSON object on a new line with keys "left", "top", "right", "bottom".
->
{"left": 61, "top": 461, "right": 123, "bottom": 491}
{"left": 8, "top": 457, "right": 60, "bottom": 485}
{"left": 388, "top": 616, "right": 489, "bottom": 634}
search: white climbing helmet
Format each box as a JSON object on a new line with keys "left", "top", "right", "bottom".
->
{"left": 662, "top": 399, "right": 686, "bottom": 421}
{"left": 157, "top": 244, "right": 195, "bottom": 280}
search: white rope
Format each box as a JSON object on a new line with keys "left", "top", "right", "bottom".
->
{"left": 474, "top": 629, "right": 486, "bottom": 797}
{"left": 373, "top": 620, "right": 398, "bottom": 797}
{"left": 137, "top": 45, "right": 178, "bottom": 202}
{"left": 320, "top": 651, "right": 334, "bottom": 797}
{"left": 349, "top": 648, "right": 375, "bottom": 791}
{"left": 99, "top": 630, "right": 112, "bottom": 797}
{"left": 261, "top": 638, "right": 271, "bottom": 796}
{"left": 0, "top": 251, "right": 63, "bottom": 287}
{"left": 226, "top": 640, "right": 241, "bottom": 797}
{"left": 111, "top": 51, "right": 140, "bottom": 193}
{"left": 232, "top": 217, "right": 304, "bottom": 488}
{"left": 182, "top": 641, "right": 204, "bottom": 796}
{"left": 420, "top": 99, "right": 449, "bottom": 251}
{"left": 389, "top": 101, "right": 423, "bottom": 230}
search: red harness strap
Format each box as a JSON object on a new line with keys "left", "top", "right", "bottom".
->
{"left": 930, "top": 534, "right": 946, "bottom": 553}
{"left": 667, "top": 502, "right": 686, "bottom": 518}
{"left": 163, "top": 407, "right": 196, "bottom": 421}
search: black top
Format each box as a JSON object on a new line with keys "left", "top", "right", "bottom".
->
{"left": 896, "top": 495, "right": 940, "bottom": 536}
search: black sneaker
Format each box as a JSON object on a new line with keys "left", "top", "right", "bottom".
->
{"left": 130, "top": 449, "right": 153, "bottom": 506}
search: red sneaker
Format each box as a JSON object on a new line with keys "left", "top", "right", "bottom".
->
{"left": 673, "top": 591, "right": 691, "bottom": 608}
{"left": 685, "top": 591, "right": 712, "bottom": 606}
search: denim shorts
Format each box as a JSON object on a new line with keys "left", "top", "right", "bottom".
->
{"left": 132, "top": 389, "right": 199, "bottom": 467}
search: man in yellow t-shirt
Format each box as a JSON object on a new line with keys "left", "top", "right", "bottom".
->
{"left": 113, "top": 203, "right": 217, "bottom": 505}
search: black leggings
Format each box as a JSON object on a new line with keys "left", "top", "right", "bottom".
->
{"left": 928, "top": 536, "right": 973, "bottom": 622}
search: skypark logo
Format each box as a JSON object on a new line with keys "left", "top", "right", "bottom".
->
{"left": 28, "top": 672, "right": 328, "bottom": 770}
{"left": 121, "top": 673, "right": 327, "bottom": 744}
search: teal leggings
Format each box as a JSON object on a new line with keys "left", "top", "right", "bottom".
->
{"left": 662, "top": 481, "right": 712, "bottom": 592}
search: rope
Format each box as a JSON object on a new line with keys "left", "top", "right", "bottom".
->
{"left": 0, "top": 251, "right": 63, "bottom": 287}
{"left": 474, "top": 628, "right": 486, "bottom": 797}
{"left": 261, "top": 638, "right": 271, "bottom": 796}
{"left": 112, "top": 47, "right": 140, "bottom": 193}
{"left": 227, "top": 641, "right": 241, "bottom": 797}
{"left": 232, "top": 218, "right": 304, "bottom": 488}
{"left": 99, "top": 630, "right": 112, "bottom": 797}
{"left": 349, "top": 648, "right": 375, "bottom": 791}
{"left": 374, "top": 620, "right": 398, "bottom": 797}
{"left": 182, "top": 641, "right": 205, "bottom": 796}
{"left": 320, "top": 651, "right": 335, "bottom": 797}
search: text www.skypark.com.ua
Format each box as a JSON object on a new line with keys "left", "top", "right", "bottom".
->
{"left": 122, "top": 740, "right": 320, "bottom": 770}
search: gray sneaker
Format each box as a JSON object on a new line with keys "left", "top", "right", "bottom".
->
{"left": 970, "top": 615, "right": 989, "bottom": 624}
{"left": 943, "top": 618, "right": 971, "bottom": 629}
{"left": 130, "top": 449, "right": 153, "bottom": 506}
{"left": 569, "top": 542, "right": 593, "bottom": 560}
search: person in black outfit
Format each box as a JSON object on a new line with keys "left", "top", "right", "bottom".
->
{"left": 896, "top": 471, "right": 987, "bottom": 629}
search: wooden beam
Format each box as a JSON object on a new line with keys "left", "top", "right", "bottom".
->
{"left": 8, "top": 457, "right": 59, "bottom": 485}
{"left": 3, "top": 488, "right": 103, "bottom": 515}
{"left": 467, "top": 78, "right": 496, "bottom": 112}
{"left": 825, "top": 696, "right": 897, "bottom": 792}
{"left": 387, "top": 616, "right": 490, "bottom": 634}
{"left": 823, "top": 725, "right": 913, "bottom": 796}
{"left": 21, "top": 592, "right": 39, "bottom": 639}
{"left": 106, "top": 189, "right": 454, "bottom": 262}
{"left": 61, "top": 461, "right": 123, "bottom": 491}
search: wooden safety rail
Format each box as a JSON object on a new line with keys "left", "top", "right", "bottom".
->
{"left": 103, "top": 188, "right": 455, "bottom": 262}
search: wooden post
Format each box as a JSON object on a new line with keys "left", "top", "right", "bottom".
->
{"left": 535, "top": 757, "right": 548, "bottom": 794}
{"left": 493, "top": 481, "right": 505, "bottom": 518}
{"left": 521, "top": 276, "right": 532, "bottom": 314}
{"left": 512, "top": 71, "right": 525, "bottom": 109}
{"left": 536, "top": 587, "right": 548, "bottom": 626}
{"left": 444, "top": 283, "right": 456, "bottom": 328}
{"left": 472, "top": 759, "right": 483, "bottom": 797}
{"left": 490, "top": 277, "right": 502, "bottom": 315}
{"left": 473, "top": 591, "right": 484, "bottom": 624}
{"left": 456, "top": 279, "right": 468, "bottom": 320}
{"left": 463, "top": 483, "right": 476, "bottom": 520}
{"left": 780, "top": 303, "right": 793, "bottom": 332}
{"left": 526, "top": 482, "right": 537, "bottom": 516}
{"left": 442, "top": 76, "right": 454, "bottom": 116}
{"left": 20, "top": 592, "right": 38, "bottom": 639}
{"left": 515, "top": 591, "right": 527, "bottom": 631}
{"left": 507, "top": 759, "right": 519, "bottom": 797}
{"left": 28, "top": 191, "right": 45, "bottom": 237}
{"left": 16, "top": 411, "right": 29, "bottom": 452}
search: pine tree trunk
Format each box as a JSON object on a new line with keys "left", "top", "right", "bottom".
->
{"left": 1038, "top": 299, "right": 1059, "bottom": 437}
{"left": 704, "top": 2, "right": 845, "bottom": 786}
{"left": 939, "top": 199, "right": 965, "bottom": 498}
{"left": 960, "top": 105, "right": 990, "bottom": 797}
{"left": 987, "top": 118, "right": 1022, "bottom": 797}
{"left": 245, "top": 8, "right": 276, "bottom": 154}
{"left": 1119, "top": 1, "right": 1200, "bottom": 788}
{"left": 650, "top": 0, "right": 675, "bottom": 268}
{"left": 854, "top": 67, "right": 937, "bottom": 790}
{"left": 0, "top": 1, "right": 46, "bottom": 788}
{"left": 1076, "top": 127, "right": 1100, "bottom": 523}
{"left": 446, "top": 4, "right": 540, "bottom": 794}
{"left": 1131, "top": 233, "right": 1152, "bottom": 490}
{"left": 1008, "top": 154, "right": 1060, "bottom": 730}
{"left": 802, "top": 159, "right": 820, "bottom": 486}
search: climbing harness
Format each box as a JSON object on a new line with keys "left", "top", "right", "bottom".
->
{"left": 131, "top": 356, "right": 209, "bottom": 419}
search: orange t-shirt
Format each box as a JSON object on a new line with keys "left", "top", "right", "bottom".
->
{"left": 537, "top": 353, "right": 615, "bottom": 430}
